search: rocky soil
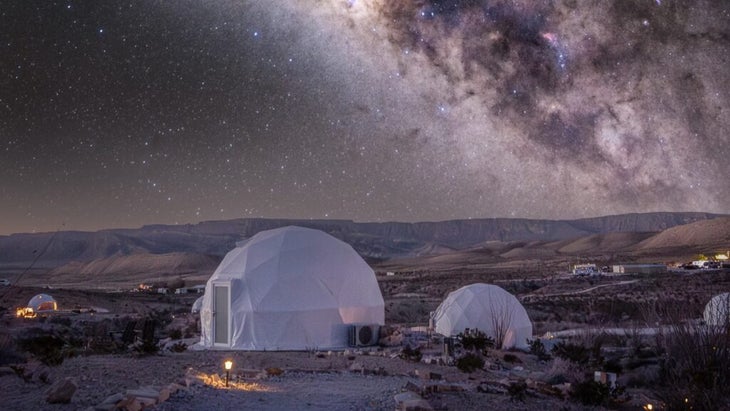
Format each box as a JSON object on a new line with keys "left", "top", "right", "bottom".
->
{"left": 1, "top": 346, "right": 598, "bottom": 411}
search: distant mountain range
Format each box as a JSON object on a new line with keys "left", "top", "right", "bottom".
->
{"left": 1, "top": 212, "right": 728, "bottom": 287}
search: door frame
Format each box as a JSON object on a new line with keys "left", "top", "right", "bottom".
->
{"left": 211, "top": 280, "right": 232, "bottom": 347}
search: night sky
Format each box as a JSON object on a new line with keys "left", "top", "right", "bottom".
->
{"left": 2, "top": 0, "right": 729, "bottom": 235}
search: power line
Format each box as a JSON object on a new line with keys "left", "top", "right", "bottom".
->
{"left": 0, "top": 224, "right": 64, "bottom": 301}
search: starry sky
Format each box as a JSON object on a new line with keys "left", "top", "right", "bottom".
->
{"left": 1, "top": 0, "right": 729, "bottom": 235}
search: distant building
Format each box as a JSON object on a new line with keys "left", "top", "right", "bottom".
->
{"left": 189, "top": 284, "right": 206, "bottom": 294}
{"left": 572, "top": 264, "right": 599, "bottom": 276}
{"left": 157, "top": 288, "right": 169, "bottom": 295}
{"left": 174, "top": 287, "right": 188, "bottom": 294}
{"left": 692, "top": 260, "right": 709, "bottom": 268}
{"left": 612, "top": 264, "right": 667, "bottom": 275}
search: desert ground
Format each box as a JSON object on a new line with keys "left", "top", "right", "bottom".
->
{"left": 2, "top": 214, "right": 730, "bottom": 410}
{"left": 2, "top": 254, "right": 729, "bottom": 410}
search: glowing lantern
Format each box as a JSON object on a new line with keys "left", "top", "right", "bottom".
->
{"left": 224, "top": 360, "right": 233, "bottom": 387}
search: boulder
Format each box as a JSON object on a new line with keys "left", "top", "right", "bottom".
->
{"left": 94, "top": 392, "right": 125, "bottom": 411}
{"left": 116, "top": 397, "right": 142, "bottom": 411}
{"left": 157, "top": 387, "right": 170, "bottom": 403}
{"left": 476, "top": 383, "right": 508, "bottom": 394}
{"left": 45, "top": 377, "right": 77, "bottom": 404}
{"left": 394, "top": 391, "right": 433, "bottom": 411}
{"left": 403, "top": 381, "right": 422, "bottom": 394}
{"left": 126, "top": 386, "right": 160, "bottom": 400}
{"left": 349, "top": 361, "right": 365, "bottom": 373}
{"left": 32, "top": 364, "right": 51, "bottom": 383}
{"left": 135, "top": 396, "right": 157, "bottom": 408}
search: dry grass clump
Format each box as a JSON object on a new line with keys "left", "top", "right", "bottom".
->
{"left": 653, "top": 321, "right": 730, "bottom": 409}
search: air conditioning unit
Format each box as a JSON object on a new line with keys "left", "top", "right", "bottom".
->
{"left": 348, "top": 324, "right": 380, "bottom": 347}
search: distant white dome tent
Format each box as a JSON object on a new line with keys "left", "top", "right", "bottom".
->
{"left": 191, "top": 296, "right": 203, "bottom": 314}
{"left": 28, "top": 293, "right": 57, "bottom": 312}
{"left": 433, "top": 283, "right": 532, "bottom": 349}
{"left": 199, "top": 226, "right": 384, "bottom": 350}
{"left": 704, "top": 292, "right": 730, "bottom": 327}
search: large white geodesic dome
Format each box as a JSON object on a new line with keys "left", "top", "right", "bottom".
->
{"left": 704, "top": 292, "right": 730, "bottom": 327}
{"left": 433, "top": 283, "right": 532, "bottom": 349}
{"left": 199, "top": 226, "right": 384, "bottom": 350}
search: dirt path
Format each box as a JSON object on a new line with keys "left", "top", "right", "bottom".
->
{"left": 523, "top": 279, "right": 639, "bottom": 299}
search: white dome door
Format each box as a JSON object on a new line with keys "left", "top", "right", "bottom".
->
{"left": 213, "top": 282, "right": 231, "bottom": 346}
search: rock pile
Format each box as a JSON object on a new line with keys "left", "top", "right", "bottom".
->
{"left": 86, "top": 381, "right": 183, "bottom": 410}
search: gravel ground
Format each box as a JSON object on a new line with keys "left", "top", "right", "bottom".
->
{"left": 0, "top": 348, "right": 588, "bottom": 411}
{"left": 158, "top": 372, "right": 409, "bottom": 411}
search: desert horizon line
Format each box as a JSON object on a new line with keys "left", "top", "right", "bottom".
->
{"left": 3, "top": 210, "right": 728, "bottom": 237}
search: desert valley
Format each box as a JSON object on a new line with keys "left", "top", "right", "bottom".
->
{"left": 1, "top": 212, "right": 729, "bottom": 410}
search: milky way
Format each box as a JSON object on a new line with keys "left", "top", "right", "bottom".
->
{"left": 1, "top": 0, "right": 728, "bottom": 234}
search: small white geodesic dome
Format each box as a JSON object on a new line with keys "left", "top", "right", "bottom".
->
{"left": 191, "top": 296, "right": 203, "bottom": 314}
{"left": 704, "top": 292, "right": 730, "bottom": 327}
{"left": 28, "top": 293, "right": 57, "bottom": 312}
{"left": 199, "top": 226, "right": 384, "bottom": 350}
{"left": 433, "top": 283, "right": 532, "bottom": 349}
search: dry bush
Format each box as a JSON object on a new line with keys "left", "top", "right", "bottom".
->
{"left": 546, "top": 357, "right": 584, "bottom": 385}
{"left": 654, "top": 322, "right": 730, "bottom": 410}
{"left": 642, "top": 300, "right": 730, "bottom": 410}
{"left": 455, "top": 352, "right": 484, "bottom": 373}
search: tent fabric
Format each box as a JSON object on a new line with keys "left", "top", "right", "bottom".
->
{"left": 432, "top": 283, "right": 532, "bottom": 349}
{"left": 28, "top": 293, "right": 57, "bottom": 312}
{"left": 199, "top": 226, "right": 384, "bottom": 350}
{"left": 704, "top": 292, "right": 730, "bottom": 327}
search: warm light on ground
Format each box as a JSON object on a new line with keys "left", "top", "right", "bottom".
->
{"left": 16, "top": 307, "right": 36, "bottom": 318}
{"left": 195, "top": 372, "right": 278, "bottom": 392}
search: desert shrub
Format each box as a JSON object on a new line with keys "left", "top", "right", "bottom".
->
{"left": 654, "top": 322, "right": 730, "bottom": 410}
{"left": 17, "top": 334, "right": 75, "bottom": 366}
{"left": 184, "top": 323, "right": 197, "bottom": 338}
{"left": 399, "top": 345, "right": 422, "bottom": 362}
{"left": 546, "top": 358, "right": 585, "bottom": 385}
{"left": 459, "top": 331, "right": 494, "bottom": 351}
{"left": 0, "top": 333, "right": 24, "bottom": 365}
{"left": 624, "top": 357, "right": 658, "bottom": 371}
{"left": 624, "top": 366, "right": 660, "bottom": 388}
{"left": 603, "top": 357, "right": 623, "bottom": 374}
{"left": 266, "top": 367, "right": 283, "bottom": 376}
{"left": 49, "top": 316, "right": 72, "bottom": 327}
{"left": 168, "top": 341, "right": 187, "bottom": 353}
{"left": 133, "top": 339, "right": 159, "bottom": 355}
{"left": 508, "top": 380, "right": 528, "bottom": 402}
{"left": 547, "top": 374, "right": 568, "bottom": 385}
{"left": 635, "top": 346, "right": 660, "bottom": 359}
{"left": 570, "top": 380, "right": 611, "bottom": 406}
{"left": 503, "top": 353, "right": 521, "bottom": 363}
{"left": 552, "top": 341, "right": 590, "bottom": 365}
{"left": 168, "top": 328, "right": 183, "bottom": 340}
{"left": 132, "top": 318, "right": 159, "bottom": 355}
{"left": 456, "top": 352, "right": 484, "bottom": 373}
{"left": 527, "top": 338, "right": 551, "bottom": 361}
